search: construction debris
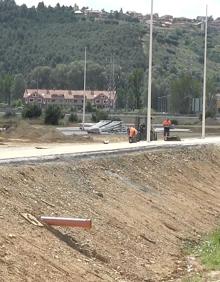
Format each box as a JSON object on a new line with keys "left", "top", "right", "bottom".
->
{"left": 21, "top": 213, "right": 44, "bottom": 227}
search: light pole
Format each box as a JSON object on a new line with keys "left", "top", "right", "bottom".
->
{"left": 82, "top": 47, "right": 87, "bottom": 130}
{"left": 202, "top": 5, "right": 208, "bottom": 138}
{"left": 147, "top": 0, "right": 153, "bottom": 142}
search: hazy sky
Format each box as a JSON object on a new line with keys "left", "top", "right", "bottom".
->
{"left": 15, "top": 0, "right": 219, "bottom": 19}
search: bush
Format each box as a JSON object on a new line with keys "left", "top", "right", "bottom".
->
{"left": 22, "top": 104, "right": 42, "bottom": 119}
{"left": 111, "top": 116, "right": 121, "bottom": 121}
{"left": 199, "top": 110, "right": 216, "bottom": 121}
{"left": 171, "top": 119, "right": 178, "bottom": 125}
{"left": 86, "top": 101, "right": 96, "bottom": 113}
{"left": 3, "top": 109, "right": 16, "bottom": 118}
{"left": 44, "top": 105, "right": 63, "bottom": 125}
{"left": 69, "top": 113, "right": 78, "bottom": 122}
{"left": 91, "top": 109, "right": 109, "bottom": 122}
{"left": 12, "top": 99, "right": 23, "bottom": 108}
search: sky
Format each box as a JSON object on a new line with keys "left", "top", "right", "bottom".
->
{"left": 15, "top": 0, "right": 220, "bottom": 19}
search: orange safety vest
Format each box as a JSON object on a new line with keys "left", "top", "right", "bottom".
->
{"left": 129, "top": 127, "right": 137, "bottom": 137}
{"left": 163, "top": 119, "right": 171, "bottom": 127}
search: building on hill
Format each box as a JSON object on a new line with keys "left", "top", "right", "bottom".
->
{"left": 160, "top": 15, "right": 173, "bottom": 22}
{"left": 23, "top": 89, "right": 116, "bottom": 109}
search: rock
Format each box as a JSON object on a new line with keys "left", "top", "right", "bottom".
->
{"left": 93, "top": 190, "right": 104, "bottom": 198}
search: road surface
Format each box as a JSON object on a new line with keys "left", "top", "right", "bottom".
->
{"left": 0, "top": 136, "right": 220, "bottom": 164}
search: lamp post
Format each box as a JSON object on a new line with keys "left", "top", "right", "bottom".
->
{"left": 147, "top": 0, "right": 153, "bottom": 142}
{"left": 82, "top": 47, "right": 87, "bottom": 131}
{"left": 202, "top": 5, "right": 208, "bottom": 138}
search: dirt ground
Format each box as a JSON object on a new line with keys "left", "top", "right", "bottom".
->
{"left": 0, "top": 146, "right": 220, "bottom": 281}
{"left": 0, "top": 122, "right": 94, "bottom": 144}
{"left": 0, "top": 120, "right": 220, "bottom": 145}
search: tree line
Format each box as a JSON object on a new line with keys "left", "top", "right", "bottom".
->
{"left": 0, "top": 0, "right": 219, "bottom": 115}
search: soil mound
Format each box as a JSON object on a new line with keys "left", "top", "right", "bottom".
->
{"left": 1, "top": 122, "right": 93, "bottom": 143}
{"left": 0, "top": 146, "right": 220, "bottom": 281}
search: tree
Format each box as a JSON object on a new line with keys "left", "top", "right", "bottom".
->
{"left": 86, "top": 101, "right": 95, "bottom": 112}
{"left": 29, "top": 66, "right": 52, "bottom": 89}
{"left": 128, "top": 68, "right": 144, "bottom": 109}
{"left": 73, "top": 3, "right": 79, "bottom": 11}
{"left": 22, "top": 104, "right": 42, "bottom": 118}
{"left": 206, "top": 77, "right": 218, "bottom": 116}
{"left": 69, "top": 112, "right": 78, "bottom": 122}
{"left": 91, "top": 109, "right": 108, "bottom": 122}
{"left": 44, "top": 105, "right": 63, "bottom": 125}
{"left": 116, "top": 87, "right": 127, "bottom": 109}
{"left": 0, "top": 74, "right": 13, "bottom": 105}
{"left": 170, "top": 74, "right": 200, "bottom": 114}
{"left": 11, "top": 74, "right": 26, "bottom": 100}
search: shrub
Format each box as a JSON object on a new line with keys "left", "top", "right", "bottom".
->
{"left": 44, "top": 105, "right": 63, "bottom": 125}
{"left": 3, "top": 109, "right": 16, "bottom": 118}
{"left": 91, "top": 109, "right": 109, "bottom": 122}
{"left": 22, "top": 104, "right": 42, "bottom": 119}
{"left": 171, "top": 119, "right": 178, "bottom": 125}
{"left": 111, "top": 116, "right": 121, "bottom": 121}
{"left": 199, "top": 110, "right": 215, "bottom": 121}
{"left": 12, "top": 99, "right": 23, "bottom": 108}
{"left": 86, "top": 101, "right": 96, "bottom": 113}
{"left": 69, "top": 113, "right": 78, "bottom": 122}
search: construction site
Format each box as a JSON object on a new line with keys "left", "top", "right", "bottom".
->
{"left": 0, "top": 117, "right": 219, "bottom": 281}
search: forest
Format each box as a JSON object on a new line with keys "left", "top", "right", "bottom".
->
{"left": 0, "top": 0, "right": 220, "bottom": 113}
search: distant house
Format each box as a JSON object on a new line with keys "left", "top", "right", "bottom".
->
{"left": 74, "top": 10, "right": 83, "bottom": 15}
{"left": 84, "top": 9, "right": 101, "bottom": 17}
{"left": 160, "top": 21, "right": 172, "bottom": 28}
{"left": 23, "top": 89, "right": 116, "bottom": 109}
{"left": 126, "top": 11, "right": 144, "bottom": 21}
{"left": 160, "top": 15, "right": 173, "bottom": 22}
{"left": 196, "top": 16, "right": 206, "bottom": 22}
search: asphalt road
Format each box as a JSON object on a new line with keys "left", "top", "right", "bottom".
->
{"left": 0, "top": 136, "right": 220, "bottom": 164}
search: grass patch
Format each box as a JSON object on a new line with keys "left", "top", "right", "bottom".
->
{"left": 182, "top": 276, "right": 203, "bottom": 282}
{"left": 193, "top": 229, "right": 220, "bottom": 270}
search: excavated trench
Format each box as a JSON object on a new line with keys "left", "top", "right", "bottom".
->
{"left": 0, "top": 145, "right": 220, "bottom": 281}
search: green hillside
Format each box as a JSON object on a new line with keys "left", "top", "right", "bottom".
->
{"left": 0, "top": 0, "right": 220, "bottom": 113}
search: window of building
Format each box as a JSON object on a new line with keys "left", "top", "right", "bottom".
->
{"left": 29, "top": 98, "right": 33, "bottom": 102}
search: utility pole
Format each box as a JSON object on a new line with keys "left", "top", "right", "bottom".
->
{"left": 202, "top": 5, "right": 208, "bottom": 139}
{"left": 82, "top": 47, "right": 87, "bottom": 130}
{"left": 147, "top": 0, "right": 153, "bottom": 142}
{"left": 112, "top": 54, "right": 115, "bottom": 110}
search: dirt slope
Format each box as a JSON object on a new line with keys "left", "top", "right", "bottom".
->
{"left": 0, "top": 146, "right": 220, "bottom": 281}
{"left": 0, "top": 122, "right": 93, "bottom": 143}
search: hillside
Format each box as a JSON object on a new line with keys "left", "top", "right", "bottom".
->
{"left": 0, "top": 0, "right": 220, "bottom": 112}
{"left": 0, "top": 1, "right": 146, "bottom": 76}
{"left": 0, "top": 146, "right": 220, "bottom": 281}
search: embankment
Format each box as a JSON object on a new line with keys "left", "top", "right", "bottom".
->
{"left": 0, "top": 145, "right": 220, "bottom": 281}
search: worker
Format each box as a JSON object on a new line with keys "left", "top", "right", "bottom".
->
{"left": 128, "top": 126, "right": 138, "bottom": 143}
{"left": 138, "top": 123, "right": 146, "bottom": 140}
{"left": 163, "top": 117, "right": 172, "bottom": 140}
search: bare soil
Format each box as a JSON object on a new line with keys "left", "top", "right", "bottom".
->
{"left": 0, "top": 146, "right": 220, "bottom": 281}
{"left": 0, "top": 122, "right": 94, "bottom": 143}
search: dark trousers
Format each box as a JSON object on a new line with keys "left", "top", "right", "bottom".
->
{"left": 164, "top": 127, "right": 170, "bottom": 138}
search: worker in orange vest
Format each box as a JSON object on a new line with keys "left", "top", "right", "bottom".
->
{"left": 128, "top": 126, "right": 138, "bottom": 143}
{"left": 163, "top": 117, "right": 172, "bottom": 140}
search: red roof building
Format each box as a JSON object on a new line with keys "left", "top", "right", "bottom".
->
{"left": 23, "top": 89, "right": 116, "bottom": 109}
